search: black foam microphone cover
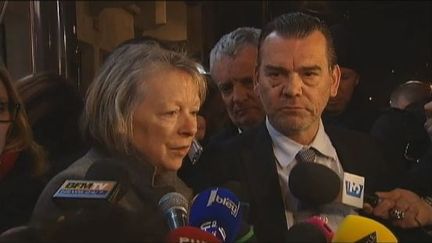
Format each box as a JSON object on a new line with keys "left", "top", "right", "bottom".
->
{"left": 85, "top": 159, "right": 131, "bottom": 199}
{"left": 289, "top": 162, "right": 340, "bottom": 206}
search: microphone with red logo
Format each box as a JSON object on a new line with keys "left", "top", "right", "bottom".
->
{"left": 285, "top": 215, "right": 334, "bottom": 243}
{"left": 166, "top": 226, "right": 222, "bottom": 243}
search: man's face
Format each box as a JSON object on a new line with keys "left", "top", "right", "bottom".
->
{"left": 255, "top": 31, "right": 340, "bottom": 144}
{"left": 211, "top": 45, "right": 265, "bottom": 130}
{"left": 326, "top": 67, "right": 359, "bottom": 114}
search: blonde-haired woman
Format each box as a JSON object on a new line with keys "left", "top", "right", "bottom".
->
{"left": 32, "top": 42, "right": 206, "bottom": 241}
{"left": 0, "top": 67, "right": 47, "bottom": 233}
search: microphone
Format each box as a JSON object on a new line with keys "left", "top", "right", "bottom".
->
{"left": 158, "top": 192, "right": 189, "bottom": 230}
{"left": 286, "top": 221, "right": 328, "bottom": 243}
{"left": 289, "top": 162, "right": 380, "bottom": 209}
{"left": 189, "top": 187, "right": 242, "bottom": 242}
{"left": 285, "top": 215, "right": 333, "bottom": 243}
{"left": 166, "top": 226, "right": 222, "bottom": 243}
{"left": 52, "top": 159, "right": 129, "bottom": 209}
{"left": 332, "top": 215, "right": 398, "bottom": 242}
{"left": 289, "top": 162, "right": 341, "bottom": 206}
{"left": 305, "top": 216, "right": 334, "bottom": 242}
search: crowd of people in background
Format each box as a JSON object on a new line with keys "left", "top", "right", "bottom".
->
{"left": 0, "top": 11, "right": 430, "bottom": 243}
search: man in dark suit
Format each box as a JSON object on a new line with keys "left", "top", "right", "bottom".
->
{"left": 195, "top": 12, "right": 404, "bottom": 242}
{"left": 179, "top": 27, "right": 266, "bottom": 187}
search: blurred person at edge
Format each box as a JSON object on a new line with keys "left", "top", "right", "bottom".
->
{"left": 208, "top": 27, "right": 265, "bottom": 142}
{"left": 16, "top": 72, "right": 88, "bottom": 176}
{"left": 323, "top": 24, "right": 366, "bottom": 132}
{"left": 371, "top": 81, "right": 431, "bottom": 170}
{"left": 0, "top": 67, "right": 47, "bottom": 233}
{"left": 362, "top": 100, "right": 432, "bottom": 242}
{"left": 30, "top": 42, "right": 206, "bottom": 241}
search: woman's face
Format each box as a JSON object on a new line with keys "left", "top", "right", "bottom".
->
{"left": 132, "top": 68, "right": 201, "bottom": 171}
{"left": 0, "top": 80, "right": 12, "bottom": 153}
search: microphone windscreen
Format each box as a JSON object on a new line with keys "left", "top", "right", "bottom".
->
{"left": 332, "top": 215, "right": 398, "bottom": 242}
{"left": 85, "top": 159, "right": 129, "bottom": 180}
{"left": 158, "top": 192, "right": 189, "bottom": 230}
{"left": 289, "top": 162, "right": 340, "bottom": 206}
{"left": 189, "top": 187, "right": 242, "bottom": 242}
{"left": 85, "top": 159, "right": 131, "bottom": 197}
{"left": 166, "top": 226, "right": 222, "bottom": 243}
{"left": 286, "top": 222, "right": 328, "bottom": 243}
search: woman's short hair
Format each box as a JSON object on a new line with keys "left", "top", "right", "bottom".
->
{"left": 81, "top": 42, "right": 207, "bottom": 156}
{"left": 0, "top": 67, "right": 46, "bottom": 176}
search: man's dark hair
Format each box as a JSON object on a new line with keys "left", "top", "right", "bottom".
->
{"left": 258, "top": 12, "right": 337, "bottom": 68}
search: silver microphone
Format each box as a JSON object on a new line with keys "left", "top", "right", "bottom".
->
{"left": 158, "top": 192, "right": 189, "bottom": 230}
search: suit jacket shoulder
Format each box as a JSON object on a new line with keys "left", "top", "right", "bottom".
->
{"left": 325, "top": 125, "right": 404, "bottom": 192}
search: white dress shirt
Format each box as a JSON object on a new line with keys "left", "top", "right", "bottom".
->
{"left": 266, "top": 117, "right": 357, "bottom": 231}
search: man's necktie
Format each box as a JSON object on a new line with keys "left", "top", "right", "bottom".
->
{"left": 295, "top": 148, "right": 317, "bottom": 163}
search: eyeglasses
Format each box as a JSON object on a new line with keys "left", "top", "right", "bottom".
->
{"left": 0, "top": 102, "right": 20, "bottom": 123}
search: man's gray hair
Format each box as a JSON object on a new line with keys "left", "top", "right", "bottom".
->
{"left": 209, "top": 27, "right": 260, "bottom": 74}
{"left": 81, "top": 42, "right": 206, "bottom": 156}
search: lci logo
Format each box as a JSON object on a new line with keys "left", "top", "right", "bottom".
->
{"left": 206, "top": 189, "right": 240, "bottom": 217}
{"left": 345, "top": 181, "right": 364, "bottom": 198}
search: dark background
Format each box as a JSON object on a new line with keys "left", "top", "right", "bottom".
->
{"left": 201, "top": 1, "right": 432, "bottom": 112}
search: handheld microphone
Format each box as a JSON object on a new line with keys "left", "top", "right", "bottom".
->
{"left": 289, "top": 162, "right": 341, "bottom": 206}
{"left": 158, "top": 192, "right": 189, "bottom": 230}
{"left": 305, "top": 216, "right": 334, "bottom": 242}
{"left": 189, "top": 187, "right": 242, "bottom": 242}
{"left": 286, "top": 221, "right": 328, "bottom": 243}
{"left": 166, "top": 226, "right": 222, "bottom": 243}
{"left": 332, "top": 215, "right": 398, "bottom": 242}
{"left": 52, "top": 159, "right": 129, "bottom": 208}
{"left": 289, "top": 162, "right": 381, "bottom": 209}
{"left": 341, "top": 172, "right": 381, "bottom": 209}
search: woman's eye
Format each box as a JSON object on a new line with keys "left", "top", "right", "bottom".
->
{"left": 165, "top": 110, "right": 179, "bottom": 117}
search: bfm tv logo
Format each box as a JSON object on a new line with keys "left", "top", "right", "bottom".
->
{"left": 54, "top": 180, "right": 116, "bottom": 198}
{"left": 345, "top": 180, "right": 364, "bottom": 198}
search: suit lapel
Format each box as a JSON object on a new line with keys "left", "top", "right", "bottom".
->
{"left": 240, "top": 124, "right": 288, "bottom": 241}
{"left": 325, "top": 126, "right": 358, "bottom": 172}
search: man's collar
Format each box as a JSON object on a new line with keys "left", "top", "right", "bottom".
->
{"left": 266, "top": 117, "right": 337, "bottom": 167}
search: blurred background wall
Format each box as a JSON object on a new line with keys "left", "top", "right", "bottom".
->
{"left": 0, "top": 1, "right": 430, "bottom": 112}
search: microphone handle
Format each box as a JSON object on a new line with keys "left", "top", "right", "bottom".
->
{"left": 364, "top": 194, "right": 380, "bottom": 207}
{"left": 166, "top": 208, "right": 188, "bottom": 230}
